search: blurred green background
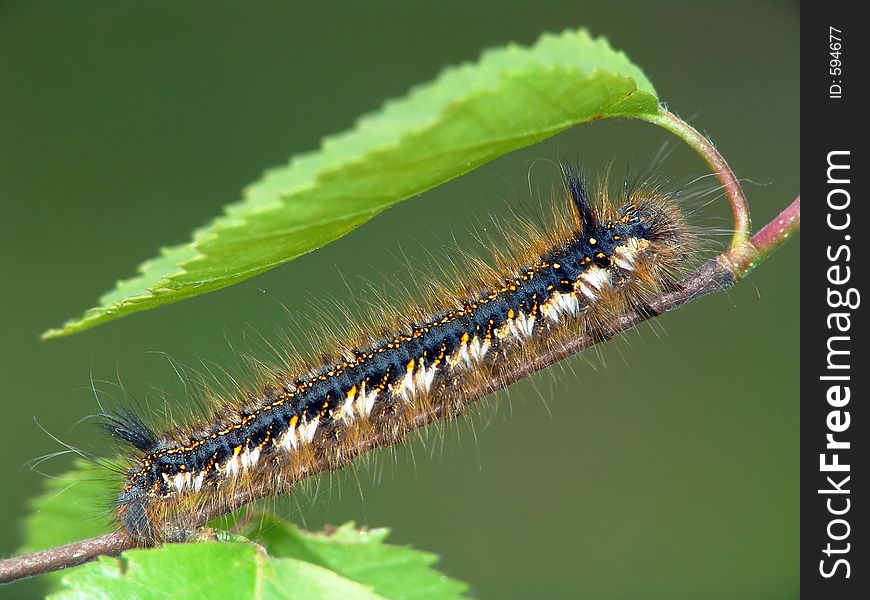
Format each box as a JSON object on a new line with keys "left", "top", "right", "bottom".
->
{"left": 0, "top": 1, "right": 798, "bottom": 598}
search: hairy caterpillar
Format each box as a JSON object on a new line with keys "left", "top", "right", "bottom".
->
{"left": 104, "top": 164, "right": 695, "bottom": 544}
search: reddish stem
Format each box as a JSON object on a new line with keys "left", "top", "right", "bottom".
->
{"left": 639, "top": 108, "right": 752, "bottom": 250}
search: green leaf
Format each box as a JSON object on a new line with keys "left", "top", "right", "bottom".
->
{"left": 49, "top": 543, "right": 387, "bottom": 600}
{"left": 45, "top": 523, "right": 467, "bottom": 600}
{"left": 23, "top": 461, "right": 467, "bottom": 598}
{"left": 45, "top": 28, "right": 658, "bottom": 339}
{"left": 243, "top": 515, "right": 468, "bottom": 600}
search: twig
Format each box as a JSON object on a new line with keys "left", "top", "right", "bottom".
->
{"left": 0, "top": 532, "right": 133, "bottom": 584}
{"left": 0, "top": 196, "right": 800, "bottom": 585}
{"left": 729, "top": 195, "right": 800, "bottom": 277}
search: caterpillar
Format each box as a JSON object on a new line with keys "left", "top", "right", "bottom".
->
{"left": 104, "top": 164, "right": 695, "bottom": 544}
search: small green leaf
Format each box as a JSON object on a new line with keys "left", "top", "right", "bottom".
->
{"left": 46, "top": 524, "right": 468, "bottom": 599}
{"left": 45, "top": 28, "right": 658, "bottom": 338}
{"left": 244, "top": 515, "right": 468, "bottom": 600}
{"left": 23, "top": 461, "right": 467, "bottom": 598}
{"left": 50, "top": 543, "right": 387, "bottom": 600}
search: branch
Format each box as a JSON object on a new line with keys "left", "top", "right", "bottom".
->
{"left": 728, "top": 195, "right": 800, "bottom": 277}
{"left": 0, "top": 195, "right": 799, "bottom": 585}
{"left": 0, "top": 532, "right": 132, "bottom": 584}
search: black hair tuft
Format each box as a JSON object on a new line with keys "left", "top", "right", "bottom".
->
{"left": 560, "top": 162, "right": 598, "bottom": 233}
{"left": 101, "top": 408, "right": 158, "bottom": 452}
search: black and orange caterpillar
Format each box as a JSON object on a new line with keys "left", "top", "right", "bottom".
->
{"left": 105, "top": 164, "right": 694, "bottom": 543}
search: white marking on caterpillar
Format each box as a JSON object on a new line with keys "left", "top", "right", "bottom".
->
{"left": 458, "top": 339, "right": 474, "bottom": 367}
{"left": 299, "top": 417, "right": 319, "bottom": 443}
{"left": 414, "top": 359, "right": 438, "bottom": 393}
{"left": 615, "top": 257, "right": 635, "bottom": 271}
{"left": 358, "top": 381, "right": 378, "bottom": 416}
{"left": 457, "top": 335, "right": 490, "bottom": 366}
{"left": 446, "top": 348, "right": 463, "bottom": 369}
{"left": 582, "top": 266, "right": 611, "bottom": 290}
{"left": 225, "top": 451, "right": 240, "bottom": 478}
{"left": 614, "top": 238, "right": 648, "bottom": 272}
{"left": 241, "top": 446, "right": 260, "bottom": 470}
{"left": 395, "top": 360, "right": 417, "bottom": 401}
{"left": 172, "top": 472, "right": 191, "bottom": 493}
{"left": 468, "top": 336, "right": 490, "bottom": 361}
{"left": 521, "top": 314, "right": 536, "bottom": 337}
{"left": 579, "top": 283, "right": 597, "bottom": 301}
{"left": 557, "top": 293, "right": 579, "bottom": 315}
{"left": 278, "top": 426, "right": 299, "bottom": 451}
{"left": 614, "top": 245, "right": 637, "bottom": 271}
{"left": 542, "top": 292, "right": 580, "bottom": 322}
{"left": 340, "top": 387, "right": 357, "bottom": 422}
{"left": 509, "top": 312, "right": 536, "bottom": 338}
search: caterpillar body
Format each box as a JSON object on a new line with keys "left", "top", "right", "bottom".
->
{"left": 106, "top": 165, "right": 694, "bottom": 544}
